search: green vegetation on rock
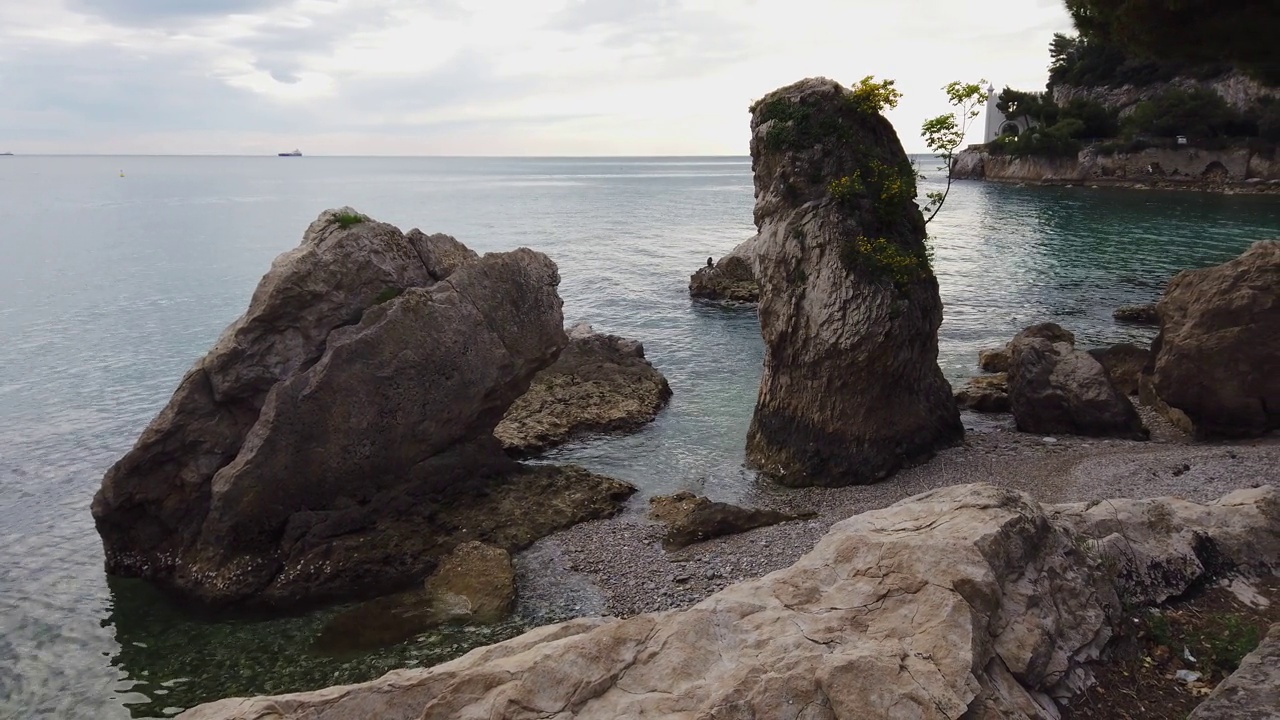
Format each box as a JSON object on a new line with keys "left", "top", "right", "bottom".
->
{"left": 333, "top": 211, "right": 366, "bottom": 229}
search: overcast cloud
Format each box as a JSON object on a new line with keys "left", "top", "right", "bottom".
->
{"left": 0, "top": 0, "right": 1073, "bottom": 155}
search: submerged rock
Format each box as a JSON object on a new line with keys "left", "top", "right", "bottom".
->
{"left": 92, "top": 208, "right": 635, "bottom": 608}
{"left": 1113, "top": 303, "right": 1160, "bottom": 325}
{"left": 744, "top": 77, "right": 962, "bottom": 487}
{"left": 1008, "top": 324, "right": 1148, "bottom": 440}
{"left": 495, "top": 324, "right": 672, "bottom": 456}
{"left": 314, "top": 541, "right": 516, "bottom": 655}
{"left": 1148, "top": 240, "right": 1280, "bottom": 438}
{"left": 689, "top": 235, "right": 760, "bottom": 303}
{"left": 180, "top": 483, "right": 1280, "bottom": 720}
{"left": 648, "top": 491, "right": 814, "bottom": 550}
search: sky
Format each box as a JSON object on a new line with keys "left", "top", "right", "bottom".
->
{"left": 0, "top": 0, "right": 1075, "bottom": 155}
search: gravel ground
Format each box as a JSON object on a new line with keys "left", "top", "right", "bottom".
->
{"left": 516, "top": 410, "right": 1280, "bottom": 619}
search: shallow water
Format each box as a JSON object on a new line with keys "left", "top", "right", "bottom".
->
{"left": 2, "top": 155, "right": 1278, "bottom": 718}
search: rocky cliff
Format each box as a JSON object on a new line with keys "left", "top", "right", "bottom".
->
{"left": 179, "top": 482, "right": 1280, "bottom": 720}
{"left": 92, "top": 208, "right": 635, "bottom": 608}
{"left": 1051, "top": 71, "right": 1280, "bottom": 117}
{"left": 744, "top": 77, "right": 962, "bottom": 487}
{"left": 952, "top": 145, "right": 1280, "bottom": 191}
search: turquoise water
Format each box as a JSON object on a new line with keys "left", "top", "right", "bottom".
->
{"left": 2, "top": 155, "right": 1278, "bottom": 718}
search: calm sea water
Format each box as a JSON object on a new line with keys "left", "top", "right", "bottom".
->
{"left": 2, "top": 155, "right": 1279, "bottom": 718}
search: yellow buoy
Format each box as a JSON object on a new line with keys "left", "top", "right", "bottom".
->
{"left": 119, "top": 170, "right": 125, "bottom": 177}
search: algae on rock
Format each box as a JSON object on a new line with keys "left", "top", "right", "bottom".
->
{"left": 744, "top": 77, "right": 962, "bottom": 487}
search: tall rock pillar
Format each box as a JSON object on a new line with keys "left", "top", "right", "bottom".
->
{"left": 745, "top": 77, "right": 963, "bottom": 487}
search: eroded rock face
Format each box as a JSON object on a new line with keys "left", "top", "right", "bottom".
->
{"left": 648, "top": 491, "right": 814, "bottom": 550}
{"left": 1008, "top": 324, "right": 1148, "bottom": 439}
{"left": 495, "top": 324, "right": 672, "bottom": 456}
{"left": 744, "top": 77, "right": 962, "bottom": 486}
{"left": 689, "top": 235, "right": 760, "bottom": 303}
{"left": 180, "top": 483, "right": 1280, "bottom": 720}
{"left": 92, "top": 209, "right": 635, "bottom": 608}
{"left": 1149, "top": 240, "right": 1280, "bottom": 438}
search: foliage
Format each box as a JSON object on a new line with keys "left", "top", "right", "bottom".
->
{"left": 373, "top": 287, "right": 403, "bottom": 305}
{"left": 1062, "top": 0, "right": 1278, "bottom": 85}
{"left": 1257, "top": 101, "right": 1280, "bottom": 143}
{"left": 333, "top": 211, "right": 366, "bottom": 228}
{"left": 997, "top": 88, "right": 1058, "bottom": 126}
{"left": 1123, "top": 88, "right": 1252, "bottom": 138}
{"left": 987, "top": 129, "right": 1082, "bottom": 158}
{"left": 1059, "top": 98, "right": 1119, "bottom": 138}
{"left": 840, "top": 236, "right": 929, "bottom": 291}
{"left": 920, "top": 80, "right": 989, "bottom": 224}
{"left": 848, "top": 76, "right": 902, "bottom": 115}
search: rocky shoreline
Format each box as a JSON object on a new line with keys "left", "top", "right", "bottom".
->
{"left": 523, "top": 418, "right": 1279, "bottom": 620}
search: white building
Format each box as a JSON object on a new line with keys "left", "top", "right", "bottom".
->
{"left": 983, "top": 84, "right": 1036, "bottom": 143}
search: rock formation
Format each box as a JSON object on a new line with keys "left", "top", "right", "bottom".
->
{"left": 1007, "top": 323, "right": 1148, "bottom": 439}
{"left": 1087, "top": 342, "right": 1150, "bottom": 396}
{"left": 689, "top": 235, "right": 760, "bottom": 303}
{"left": 1147, "top": 240, "right": 1280, "bottom": 438}
{"left": 648, "top": 491, "right": 814, "bottom": 550}
{"left": 495, "top": 324, "right": 672, "bottom": 456}
{"left": 978, "top": 347, "right": 1010, "bottom": 373}
{"left": 954, "top": 373, "right": 1010, "bottom": 413}
{"left": 1187, "top": 623, "right": 1280, "bottom": 720}
{"left": 180, "top": 483, "right": 1280, "bottom": 720}
{"left": 744, "top": 77, "right": 962, "bottom": 486}
{"left": 314, "top": 541, "right": 516, "bottom": 654}
{"left": 92, "top": 208, "right": 635, "bottom": 608}
{"left": 1113, "top": 303, "right": 1160, "bottom": 325}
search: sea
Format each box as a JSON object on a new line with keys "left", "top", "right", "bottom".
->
{"left": 2, "top": 155, "right": 1279, "bottom": 718}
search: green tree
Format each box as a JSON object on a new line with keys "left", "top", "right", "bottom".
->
{"left": 920, "top": 80, "right": 989, "bottom": 224}
{"left": 1063, "top": 0, "right": 1277, "bottom": 84}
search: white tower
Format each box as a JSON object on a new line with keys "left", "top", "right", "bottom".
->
{"left": 983, "top": 84, "right": 1002, "bottom": 143}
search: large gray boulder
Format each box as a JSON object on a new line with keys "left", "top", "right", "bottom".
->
{"left": 1148, "top": 240, "right": 1280, "bottom": 438}
{"left": 92, "top": 208, "right": 635, "bottom": 608}
{"left": 495, "top": 324, "right": 672, "bottom": 456}
{"left": 180, "top": 483, "right": 1279, "bottom": 720}
{"left": 744, "top": 77, "right": 962, "bottom": 486}
{"left": 1008, "top": 323, "right": 1148, "bottom": 440}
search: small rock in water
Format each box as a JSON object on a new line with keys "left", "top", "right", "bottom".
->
{"left": 1042, "top": 437, "right": 1058, "bottom": 444}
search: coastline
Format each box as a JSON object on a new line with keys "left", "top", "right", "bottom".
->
{"left": 519, "top": 409, "right": 1280, "bottom": 620}
{"left": 953, "top": 144, "right": 1280, "bottom": 195}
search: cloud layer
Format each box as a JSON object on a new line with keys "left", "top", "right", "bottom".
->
{"left": 0, "top": 0, "right": 1073, "bottom": 154}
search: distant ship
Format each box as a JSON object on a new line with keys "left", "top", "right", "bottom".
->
{"left": 278, "top": 149, "right": 302, "bottom": 157}
{"left": 0, "top": 152, "right": 12, "bottom": 156}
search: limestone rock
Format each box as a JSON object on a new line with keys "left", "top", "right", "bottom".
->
{"left": 1008, "top": 324, "right": 1148, "bottom": 439}
{"left": 1149, "top": 240, "right": 1280, "bottom": 438}
{"left": 314, "top": 542, "right": 516, "bottom": 655}
{"left": 495, "top": 324, "right": 672, "bottom": 456}
{"left": 180, "top": 483, "right": 1280, "bottom": 720}
{"left": 978, "top": 347, "right": 1010, "bottom": 373}
{"left": 648, "top": 491, "right": 814, "bottom": 550}
{"left": 689, "top": 235, "right": 761, "bottom": 303}
{"left": 955, "top": 373, "right": 1010, "bottom": 413}
{"left": 1187, "top": 623, "right": 1280, "bottom": 720}
{"left": 92, "top": 209, "right": 635, "bottom": 608}
{"left": 1087, "top": 342, "right": 1151, "bottom": 396}
{"left": 744, "top": 77, "right": 962, "bottom": 487}
{"left": 1113, "top": 303, "right": 1160, "bottom": 325}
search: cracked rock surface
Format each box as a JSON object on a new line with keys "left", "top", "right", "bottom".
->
{"left": 179, "top": 482, "right": 1279, "bottom": 719}
{"left": 92, "top": 207, "right": 635, "bottom": 609}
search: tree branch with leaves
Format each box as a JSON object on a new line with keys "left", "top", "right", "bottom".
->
{"left": 920, "top": 81, "right": 990, "bottom": 224}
